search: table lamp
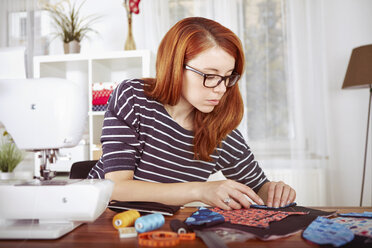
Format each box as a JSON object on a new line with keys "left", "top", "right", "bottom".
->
{"left": 342, "top": 44, "right": 372, "bottom": 207}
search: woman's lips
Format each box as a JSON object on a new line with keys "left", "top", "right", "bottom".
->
{"left": 207, "top": 100, "right": 220, "bottom": 105}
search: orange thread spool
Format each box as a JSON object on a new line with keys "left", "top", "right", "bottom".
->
{"left": 112, "top": 210, "right": 140, "bottom": 230}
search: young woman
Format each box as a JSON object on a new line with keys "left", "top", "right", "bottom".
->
{"left": 88, "top": 17, "right": 296, "bottom": 210}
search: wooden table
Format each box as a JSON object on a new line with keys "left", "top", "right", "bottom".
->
{"left": 0, "top": 206, "right": 371, "bottom": 248}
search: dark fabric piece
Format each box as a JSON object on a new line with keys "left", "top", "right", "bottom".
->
{"left": 108, "top": 200, "right": 181, "bottom": 216}
{"left": 187, "top": 206, "right": 336, "bottom": 240}
{"left": 285, "top": 206, "right": 336, "bottom": 217}
{"left": 319, "top": 235, "right": 372, "bottom": 248}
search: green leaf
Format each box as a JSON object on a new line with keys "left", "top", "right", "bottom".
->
{"left": 0, "top": 140, "right": 24, "bottom": 173}
{"left": 40, "top": 0, "right": 101, "bottom": 43}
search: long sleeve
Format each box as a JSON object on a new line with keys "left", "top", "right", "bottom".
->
{"left": 216, "top": 129, "right": 269, "bottom": 193}
{"left": 88, "top": 80, "right": 144, "bottom": 179}
{"left": 100, "top": 80, "right": 144, "bottom": 174}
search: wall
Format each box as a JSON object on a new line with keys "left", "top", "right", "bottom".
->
{"left": 49, "top": 0, "right": 127, "bottom": 54}
{"left": 48, "top": 0, "right": 164, "bottom": 56}
{"left": 323, "top": 0, "right": 372, "bottom": 206}
{"left": 48, "top": 0, "right": 372, "bottom": 206}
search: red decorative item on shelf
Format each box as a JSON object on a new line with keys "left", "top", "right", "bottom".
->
{"left": 92, "top": 82, "right": 118, "bottom": 111}
{"left": 92, "top": 89, "right": 112, "bottom": 105}
{"left": 129, "top": 0, "right": 140, "bottom": 14}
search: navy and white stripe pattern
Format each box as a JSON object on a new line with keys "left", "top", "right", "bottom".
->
{"left": 88, "top": 79, "right": 268, "bottom": 192}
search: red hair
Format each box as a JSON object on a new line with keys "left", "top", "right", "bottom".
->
{"left": 144, "top": 17, "right": 245, "bottom": 161}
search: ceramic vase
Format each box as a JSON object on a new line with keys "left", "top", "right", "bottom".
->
{"left": 124, "top": 16, "right": 136, "bottom": 50}
{"left": 64, "top": 40, "right": 81, "bottom": 54}
{"left": 0, "top": 172, "right": 14, "bottom": 180}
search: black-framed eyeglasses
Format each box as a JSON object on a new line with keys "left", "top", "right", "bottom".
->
{"left": 184, "top": 65, "right": 240, "bottom": 88}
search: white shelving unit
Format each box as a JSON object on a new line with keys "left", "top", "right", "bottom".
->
{"left": 33, "top": 50, "right": 153, "bottom": 174}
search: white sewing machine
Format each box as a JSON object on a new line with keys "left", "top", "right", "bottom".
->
{"left": 0, "top": 78, "right": 113, "bottom": 239}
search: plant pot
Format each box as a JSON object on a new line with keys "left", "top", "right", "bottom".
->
{"left": 0, "top": 172, "right": 15, "bottom": 180}
{"left": 64, "top": 40, "right": 81, "bottom": 54}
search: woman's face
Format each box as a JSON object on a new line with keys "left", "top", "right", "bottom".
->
{"left": 181, "top": 46, "right": 236, "bottom": 113}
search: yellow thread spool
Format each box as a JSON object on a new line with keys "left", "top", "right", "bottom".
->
{"left": 112, "top": 210, "right": 140, "bottom": 229}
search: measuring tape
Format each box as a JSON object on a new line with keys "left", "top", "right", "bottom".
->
{"left": 112, "top": 210, "right": 140, "bottom": 229}
{"left": 138, "top": 230, "right": 196, "bottom": 247}
{"left": 138, "top": 231, "right": 180, "bottom": 247}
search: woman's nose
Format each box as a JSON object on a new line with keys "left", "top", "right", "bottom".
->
{"left": 213, "top": 80, "right": 227, "bottom": 93}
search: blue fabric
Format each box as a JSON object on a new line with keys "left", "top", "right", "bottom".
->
{"left": 250, "top": 202, "right": 296, "bottom": 209}
{"left": 338, "top": 212, "right": 372, "bottom": 218}
{"left": 185, "top": 207, "right": 225, "bottom": 226}
{"left": 92, "top": 104, "right": 107, "bottom": 112}
{"left": 302, "top": 216, "right": 354, "bottom": 247}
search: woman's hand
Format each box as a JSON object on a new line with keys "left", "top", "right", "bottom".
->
{"left": 199, "top": 179, "right": 265, "bottom": 210}
{"left": 258, "top": 181, "right": 296, "bottom": 208}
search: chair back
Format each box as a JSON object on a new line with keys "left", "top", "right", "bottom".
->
{"left": 69, "top": 160, "right": 98, "bottom": 179}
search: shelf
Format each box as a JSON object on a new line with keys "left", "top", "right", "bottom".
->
{"left": 92, "top": 58, "right": 143, "bottom": 82}
{"left": 33, "top": 50, "right": 153, "bottom": 171}
{"left": 33, "top": 49, "right": 151, "bottom": 62}
{"left": 91, "top": 145, "right": 102, "bottom": 151}
{"left": 89, "top": 111, "right": 105, "bottom": 116}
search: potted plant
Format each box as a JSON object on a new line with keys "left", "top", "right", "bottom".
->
{"left": 39, "top": 0, "right": 100, "bottom": 54}
{"left": 0, "top": 131, "right": 24, "bottom": 179}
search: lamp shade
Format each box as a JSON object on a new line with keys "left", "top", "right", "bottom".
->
{"left": 342, "top": 44, "right": 372, "bottom": 89}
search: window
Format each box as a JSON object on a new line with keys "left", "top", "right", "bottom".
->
{"left": 168, "top": 0, "right": 293, "bottom": 155}
{"left": 8, "top": 11, "right": 28, "bottom": 46}
{"left": 242, "top": 0, "right": 291, "bottom": 142}
{"left": 0, "top": 0, "right": 50, "bottom": 77}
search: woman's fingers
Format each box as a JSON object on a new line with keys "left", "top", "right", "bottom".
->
{"left": 226, "top": 198, "right": 242, "bottom": 210}
{"left": 266, "top": 182, "right": 276, "bottom": 207}
{"left": 228, "top": 190, "right": 252, "bottom": 209}
{"left": 288, "top": 188, "right": 296, "bottom": 204}
{"left": 233, "top": 182, "right": 264, "bottom": 206}
{"left": 213, "top": 180, "right": 261, "bottom": 209}
{"left": 218, "top": 198, "right": 231, "bottom": 210}
{"left": 217, "top": 195, "right": 241, "bottom": 210}
{"left": 203, "top": 179, "right": 291, "bottom": 210}
{"left": 279, "top": 184, "right": 291, "bottom": 207}
{"left": 263, "top": 181, "right": 296, "bottom": 207}
{"left": 273, "top": 182, "right": 284, "bottom": 208}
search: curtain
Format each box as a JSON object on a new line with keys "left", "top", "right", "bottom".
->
{"left": 138, "top": 0, "right": 329, "bottom": 206}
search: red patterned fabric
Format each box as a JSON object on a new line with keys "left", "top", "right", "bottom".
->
{"left": 92, "top": 82, "right": 118, "bottom": 106}
{"left": 92, "top": 89, "right": 112, "bottom": 105}
{"left": 211, "top": 208, "right": 308, "bottom": 228}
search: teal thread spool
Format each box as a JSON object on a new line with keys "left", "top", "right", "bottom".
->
{"left": 135, "top": 213, "right": 165, "bottom": 233}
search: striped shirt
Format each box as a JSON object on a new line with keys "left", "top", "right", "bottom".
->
{"left": 88, "top": 79, "right": 268, "bottom": 192}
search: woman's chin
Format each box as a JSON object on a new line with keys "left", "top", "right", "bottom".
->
{"left": 196, "top": 105, "right": 215, "bottom": 113}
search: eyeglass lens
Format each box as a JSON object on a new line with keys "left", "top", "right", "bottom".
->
{"left": 204, "top": 74, "right": 240, "bottom": 88}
